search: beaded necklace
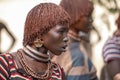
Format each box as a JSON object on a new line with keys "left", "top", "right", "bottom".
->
{"left": 17, "top": 49, "right": 52, "bottom": 80}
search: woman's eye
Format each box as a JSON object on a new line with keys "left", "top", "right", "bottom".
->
{"left": 58, "top": 30, "right": 64, "bottom": 33}
{"left": 57, "top": 28, "right": 68, "bottom": 34}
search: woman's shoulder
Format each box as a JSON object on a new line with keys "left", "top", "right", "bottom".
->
{"left": 0, "top": 53, "right": 13, "bottom": 79}
{"left": 103, "top": 36, "right": 120, "bottom": 63}
{"left": 0, "top": 53, "right": 13, "bottom": 61}
{"left": 51, "top": 62, "right": 63, "bottom": 70}
{"left": 0, "top": 53, "right": 17, "bottom": 68}
{"left": 0, "top": 53, "right": 16, "bottom": 68}
{"left": 51, "top": 62, "right": 65, "bottom": 80}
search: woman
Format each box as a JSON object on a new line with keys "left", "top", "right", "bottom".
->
{"left": 0, "top": 3, "right": 70, "bottom": 80}
{"left": 52, "top": 0, "right": 98, "bottom": 80}
{"left": 103, "top": 13, "right": 120, "bottom": 80}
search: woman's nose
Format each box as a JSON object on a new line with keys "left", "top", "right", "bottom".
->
{"left": 63, "top": 35, "right": 69, "bottom": 42}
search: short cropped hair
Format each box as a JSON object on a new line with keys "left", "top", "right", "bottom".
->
{"left": 60, "top": 0, "right": 93, "bottom": 26}
{"left": 23, "top": 3, "right": 70, "bottom": 46}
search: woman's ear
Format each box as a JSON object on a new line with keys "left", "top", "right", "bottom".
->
{"left": 33, "top": 39, "right": 44, "bottom": 47}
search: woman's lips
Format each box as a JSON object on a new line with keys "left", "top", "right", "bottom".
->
{"left": 60, "top": 45, "right": 68, "bottom": 52}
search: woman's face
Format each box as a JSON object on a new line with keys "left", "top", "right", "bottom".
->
{"left": 42, "top": 23, "right": 69, "bottom": 55}
{"left": 73, "top": 14, "right": 93, "bottom": 33}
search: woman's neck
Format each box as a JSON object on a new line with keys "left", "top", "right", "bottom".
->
{"left": 16, "top": 49, "right": 52, "bottom": 79}
{"left": 23, "top": 45, "right": 50, "bottom": 63}
{"left": 31, "top": 45, "right": 48, "bottom": 54}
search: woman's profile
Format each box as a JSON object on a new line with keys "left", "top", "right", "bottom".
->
{"left": 0, "top": 3, "right": 70, "bottom": 80}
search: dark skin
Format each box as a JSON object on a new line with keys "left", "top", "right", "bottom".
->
{"left": 106, "top": 30, "right": 120, "bottom": 80}
{"left": 106, "top": 14, "right": 120, "bottom": 80}
{"left": 107, "top": 60, "right": 120, "bottom": 79}
{"left": 13, "top": 23, "right": 69, "bottom": 79}
{"left": 70, "top": 13, "right": 93, "bottom": 41}
{"left": 42, "top": 23, "right": 69, "bottom": 55}
{"left": 52, "top": 0, "right": 97, "bottom": 80}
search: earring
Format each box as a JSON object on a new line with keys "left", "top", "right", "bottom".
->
{"left": 34, "top": 39, "right": 43, "bottom": 47}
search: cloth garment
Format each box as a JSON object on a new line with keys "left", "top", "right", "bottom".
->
{"left": 103, "top": 36, "right": 120, "bottom": 63}
{"left": 0, "top": 53, "right": 64, "bottom": 80}
{"left": 52, "top": 36, "right": 98, "bottom": 80}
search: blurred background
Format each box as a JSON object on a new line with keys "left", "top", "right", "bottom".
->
{"left": 0, "top": 0, "right": 120, "bottom": 79}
